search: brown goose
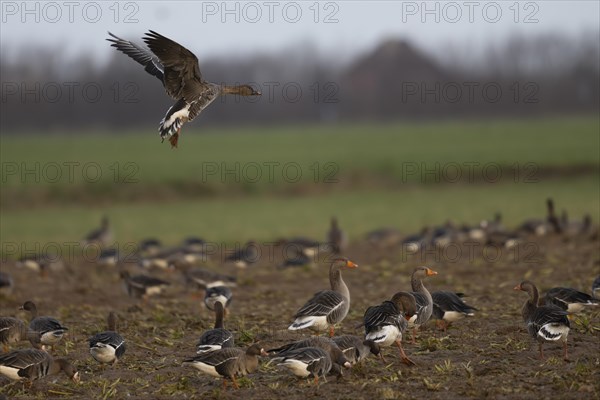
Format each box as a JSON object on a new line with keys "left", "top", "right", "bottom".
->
{"left": 288, "top": 258, "right": 358, "bottom": 336}
{"left": 0, "top": 349, "right": 79, "bottom": 383}
{"left": 275, "top": 347, "right": 340, "bottom": 384}
{"left": 331, "top": 335, "right": 381, "bottom": 365}
{"left": 362, "top": 291, "right": 417, "bottom": 365}
{"left": 267, "top": 336, "right": 351, "bottom": 371}
{"left": 514, "top": 281, "right": 570, "bottom": 360}
{"left": 183, "top": 343, "right": 266, "bottom": 389}
{"left": 20, "top": 301, "right": 68, "bottom": 351}
{"left": 407, "top": 267, "right": 438, "bottom": 344}
{"left": 0, "top": 317, "right": 27, "bottom": 352}
{"left": 83, "top": 216, "right": 113, "bottom": 247}
{"left": 107, "top": 31, "right": 261, "bottom": 148}
{"left": 327, "top": 217, "right": 348, "bottom": 255}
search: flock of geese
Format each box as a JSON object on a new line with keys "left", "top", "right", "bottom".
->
{"left": 0, "top": 199, "right": 598, "bottom": 390}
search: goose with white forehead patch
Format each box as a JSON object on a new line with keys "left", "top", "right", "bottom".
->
{"left": 288, "top": 258, "right": 358, "bottom": 337}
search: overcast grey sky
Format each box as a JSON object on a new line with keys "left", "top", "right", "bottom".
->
{"left": 1, "top": 1, "right": 598, "bottom": 63}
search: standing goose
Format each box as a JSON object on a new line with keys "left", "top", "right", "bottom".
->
{"left": 183, "top": 343, "right": 266, "bottom": 389}
{"left": 83, "top": 216, "right": 113, "bottom": 247}
{"left": 20, "top": 301, "right": 68, "bottom": 351}
{"left": 275, "top": 347, "right": 340, "bottom": 385}
{"left": 88, "top": 312, "right": 126, "bottom": 366}
{"left": 196, "top": 301, "right": 234, "bottom": 354}
{"left": 0, "top": 349, "right": 79, "bottom": 383}
{"left": 431, "top": 291, "right": 478, "bottom": 331}
{"left": 267, "top": 336, "right": 351, "bottom": 370}
{"left": 288, "top": 258, "right": 358, "bottom": 337}
{"left": 407, "top": 267, "right": 438, "bottom": 343}
{"left": 331, "top": 335, "right": 381, "bottom": 365}
{"left": 327, "top": 217, "right": 348, "bottom": 255}
{"left": 0, "top": 317, "right": 28, "bottom": 352}
{"left": 362, "top": 291, "right": 417, "bottom": 365}
{"left": 514, "top": 280, "right": 570, "bottom": 360}
{"left": 542, "top": 287, "right": 599, "bottom": 313}
{"left": 107, "top": 31, "right": 261, "bottom": 148}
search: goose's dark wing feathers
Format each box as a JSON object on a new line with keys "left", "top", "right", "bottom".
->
{"left": 363, "top": 301, "right": 403, "bottom": 334}
{"left": 142, "top": 30, "right": 203, "bottom": 99}
{"left": 107, "top": 32, "right": 164, "bottom": 82}
{"left": 293, "top": 290, "right": 344, "bottom": 318}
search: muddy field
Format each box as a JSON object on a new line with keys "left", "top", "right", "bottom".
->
{"left": 1, "top": 233, "right": 599, "bottom": 399}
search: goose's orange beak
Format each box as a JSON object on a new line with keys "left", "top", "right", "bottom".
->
{"left": 426, "top": 268, "right": 438, "bottom": 276}
{"left": 513, "top": 284, "right": 522, "bottom": 291}
{"left": 346, "top": 260, "right": 358, "bottom": 269}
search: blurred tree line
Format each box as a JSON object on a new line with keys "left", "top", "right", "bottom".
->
{"left": 1, "top": 32, "right": 598, "bottom": 133}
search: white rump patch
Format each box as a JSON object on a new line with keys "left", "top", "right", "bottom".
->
{"left": 538, "top": 322, "right": 569, "bottom": 341}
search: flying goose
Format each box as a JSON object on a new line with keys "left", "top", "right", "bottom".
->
{"left": 107, "top": 31, "right": 261, "bottom": 148}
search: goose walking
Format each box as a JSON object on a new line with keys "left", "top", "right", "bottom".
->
{"left": 276, "top": 347, "right": 340, "bottom": 385}
{"left": 288, "top": 258, "right": 358, "bottom": 336}
{"left": 514, "top": 281, "right": 570, "bottom": 360}
{"left": 107, "top": 31, "right": 261, "bottom": 148}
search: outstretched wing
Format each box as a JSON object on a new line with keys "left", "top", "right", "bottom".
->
{"left": 143, "top": 30, "right": 203, "bottom": 99}
{"left": 107, "top": 32, "right": 164, "bottom": 82}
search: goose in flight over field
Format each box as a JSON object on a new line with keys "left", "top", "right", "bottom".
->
{"left": 107, "top": 31, "right": 262, "bottom": 148}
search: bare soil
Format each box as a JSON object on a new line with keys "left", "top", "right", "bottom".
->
{"left": 1, "top": 233, "right": 599, "bottom": 399}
